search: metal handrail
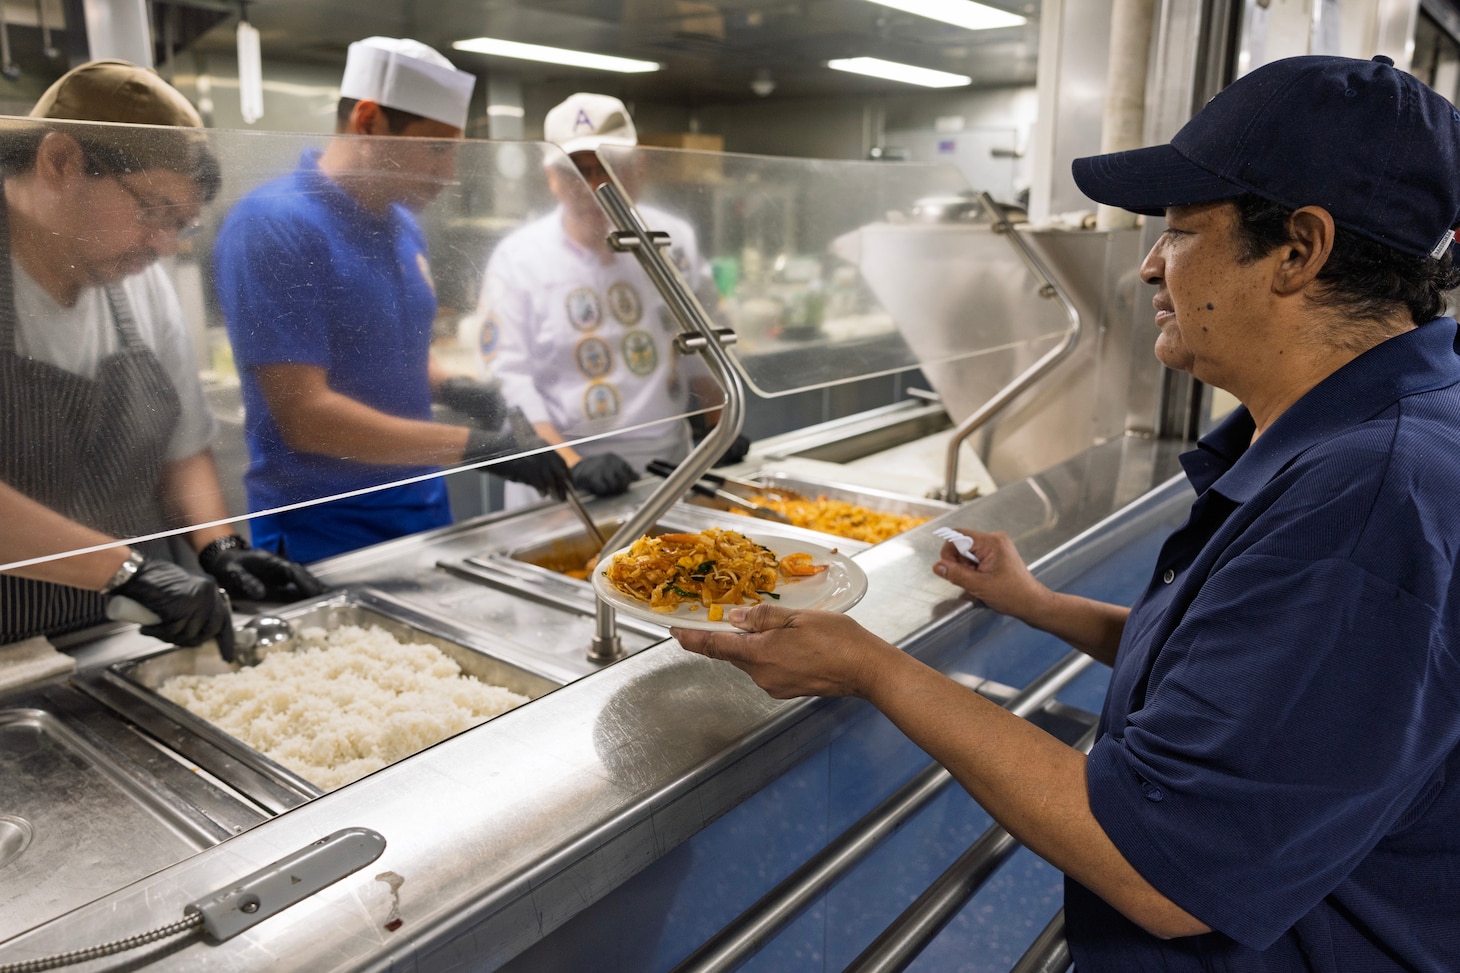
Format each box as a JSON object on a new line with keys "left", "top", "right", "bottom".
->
{"left": 939, "top": 192, "right": 1084, "bottom": 502}
{"left": 670, "top": 650, "right": 1093, "bottom": 973}
{"left": 842, "top": 727, "right": 1095, "bottom": 973}
{"left": 585, "top": 180, "right": 748, "bottom": 663}
{"left": 1009, "top": 910, "right": 1072, "bottom": 973}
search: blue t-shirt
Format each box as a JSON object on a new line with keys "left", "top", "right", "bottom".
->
{"left": 213, "top": 150, "right": 447, "bottom": 553}
{"left": 1068, "top": 320, "right": 1460, "bottom": 972}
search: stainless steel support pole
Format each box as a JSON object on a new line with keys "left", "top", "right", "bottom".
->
{"left": 671, "top": 650, "right": 1093, "bottom": 973}
{"left": 842, "top": 727, "right": 1096, "bottom": 973}
{"left": 586, "top": 179, "right": 747, "bottom": 663}
{"left": 940, "top": 193, "right": 1083, "bottom": 502}
{"left": 1009, "top": 909, "right": 1072, "bottom": 973}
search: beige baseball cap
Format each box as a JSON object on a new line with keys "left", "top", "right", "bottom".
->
{"left": 30, "top": 59, "right": 203, "bottom": 128}
{"left": 22, "top": 59, "right": 217, "bottom": 199}
{"left": 544, "top": 93, "right": 638, "bottom": 155}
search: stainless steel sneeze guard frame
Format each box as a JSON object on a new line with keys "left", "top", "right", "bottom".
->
{"left": 0, "top": 437, "right": 1189, "bottom": 971}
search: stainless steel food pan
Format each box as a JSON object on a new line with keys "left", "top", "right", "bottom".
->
{"left": 453, "top": 517, "right": 692, "bottom": 639}
{"left": 746, "top": 471, "right": 956, "bottom": 521}
{"left": 81, "top": 589, "right": 563, "bottom": 808}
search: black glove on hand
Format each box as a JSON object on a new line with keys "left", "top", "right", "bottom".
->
{"left": 199, "top": 536, "right": 326, "bottom": 603}
{"left": 571, "top": 452, "right": 638, "bottom": 497}
{"left": 464, "top": 425, "right": 573, "bottom": 501}
{"left": 714, "top": 433, "right": 752, "bottom": 467}
{"left": 113, "top": 558, "right": 234, "bottom": 656}
{"left": 688, "top": 412, "right": 751, "bottom": 467}
{"left": 436, "top": 376, "right": 507, "bottom": 429}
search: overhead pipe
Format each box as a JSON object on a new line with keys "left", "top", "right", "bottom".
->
{"left": 0, "top": 7, "right": 19, "bottom": 81}
{"left": 1096, "top": 0, "right": 1157, "bottom": 230}
{"left": 36, "top": 0, "right": 59, "bottom": 60}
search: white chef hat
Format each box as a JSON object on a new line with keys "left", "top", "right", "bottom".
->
{"left": 339, "top": 37, "right": 476, "bottom": 131}
{"left": 544, "top": 93, "right": 638, "bottom": 155}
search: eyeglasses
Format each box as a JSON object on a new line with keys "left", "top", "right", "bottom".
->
{"left": 108, "top": 174, "right": 204, "bottom": 240}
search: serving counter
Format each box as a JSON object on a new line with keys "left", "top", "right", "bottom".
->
{"left": 0, "top": 119, "right": 1186, "bottom": 971}
{"left": 0, "top": 434, "right": 1188, "bottom": 973}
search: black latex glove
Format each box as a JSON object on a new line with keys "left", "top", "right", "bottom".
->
{"left": 199, "top": 537, "right": 327, "bottom": 603}
{"left": 571, "top": 452, "right": 638, "bottom": 497}
{"left": 436, "top": 376, "right": 507, "bottom": 429}
{"left": 688, "top": 412, "right": 751, "bottom": 467}
{"left": 714, "top": 433, "right": 752, "bottom": 467}
{"left": 113, "top": 558, "right": 234, "bottom": 656}
{"left": 465, "top": 422, "right": 573, "bottom": 501}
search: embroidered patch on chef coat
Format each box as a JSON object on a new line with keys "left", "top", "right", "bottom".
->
{"left": 478, "top": 315, "right": 499, "bottom": 360}
{"left": 575, "top": 336, "right": 613, "bottom": 379}
{"left": 584, "top": 381, "right": 621, "bottom": 421}
{"left": 566, "top": 287, "right": 602, "bottom": 331}
{"left": 416, "top": 252, "right": 436, "bottom": 295}
{"left": 622, "top": 329, "right": 658, "bottom": 377}
{"left": 607, "top": 282, "right": 642, "bottom": 326}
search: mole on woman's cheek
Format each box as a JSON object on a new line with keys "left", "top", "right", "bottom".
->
{"left": 1206, "top": 303, "right": 1215, "bottom": 310}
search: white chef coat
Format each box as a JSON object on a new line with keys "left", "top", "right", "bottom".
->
{"left": 475, "top": 203, "right": 715, "bottom": 505}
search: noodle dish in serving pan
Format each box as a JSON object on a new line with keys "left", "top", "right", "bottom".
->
{"left": 592, "top": 527, "right": 867, "bottom": 631}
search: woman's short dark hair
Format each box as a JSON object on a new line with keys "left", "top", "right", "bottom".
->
{"left": 1231, "top": 193, "right": 1460, "bottom": 326}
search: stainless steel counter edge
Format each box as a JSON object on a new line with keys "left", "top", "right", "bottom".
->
{"left": 0, "top": 437, "right": 1190, "bottom": 972}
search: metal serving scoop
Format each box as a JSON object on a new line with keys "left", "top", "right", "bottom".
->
{"left": 106, "top": 595, "right": 293, "bottom": 667}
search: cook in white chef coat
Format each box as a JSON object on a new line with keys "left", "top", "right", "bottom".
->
{"left": 474, "top": 93, "right": 745, "bottom": 508}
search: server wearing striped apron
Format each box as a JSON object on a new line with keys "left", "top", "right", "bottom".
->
{"left": 0, "top": 61, "right": 321, "bottom": 656}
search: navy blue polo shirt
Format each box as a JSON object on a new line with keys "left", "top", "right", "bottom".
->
{"left": 1067, "top": 319, "right": 1460, "bottom": 972}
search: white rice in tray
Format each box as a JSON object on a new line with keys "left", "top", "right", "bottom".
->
{"left": 158, "top": 624, "right": 529, "bottom": 791}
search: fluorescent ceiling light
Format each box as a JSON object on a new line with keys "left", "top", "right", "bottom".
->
{"left": 827, "top": 57, "right": 972, "bottom": 88}
{"left": 453, "top": 37, "right": 660, "bottom": 73}
{"left": 863, "top": 0, "right": 1026, "bottom": 31}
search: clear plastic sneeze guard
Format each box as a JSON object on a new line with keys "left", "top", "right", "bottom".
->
{"left": 597, "top": 144, "right": 1075, "bottom": 398}
{"left": 0, "top": 120, "right": 711, "bottom": 572}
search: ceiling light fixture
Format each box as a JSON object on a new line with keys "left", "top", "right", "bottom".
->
{"left": 862, "top": 0, "right": 1026, "bottom": 31}
{"left": 827, "top": 57, "right": 972, "bottom": 88}
{"left": 452, "top": 37, "right": 660, "bottom": 73}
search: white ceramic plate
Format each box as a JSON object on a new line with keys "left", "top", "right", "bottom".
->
{"left": 591, "top": 531, "right": 868, "bottom": 632}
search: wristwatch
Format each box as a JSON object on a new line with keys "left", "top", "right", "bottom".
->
{"left": 99, "top": 549, "right": 145, "bottom": 594}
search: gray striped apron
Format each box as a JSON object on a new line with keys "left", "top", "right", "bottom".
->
{"left": 0, "top": 193, "right": 183, "bottom": 643}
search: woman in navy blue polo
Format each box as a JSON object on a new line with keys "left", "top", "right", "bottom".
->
{"left": 676, "top": 55, "right": 1460, "bottom": 972}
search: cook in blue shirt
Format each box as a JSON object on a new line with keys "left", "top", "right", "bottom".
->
{"left": 673, "top": 55, "right": 1460, "bottom": 971}
{"left": 213, "top": 38, "right": 569, "bottom": 564}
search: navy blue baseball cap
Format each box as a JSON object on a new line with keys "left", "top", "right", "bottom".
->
{"left": 1073, "top": 55, "right": 1460, "bottom": 259}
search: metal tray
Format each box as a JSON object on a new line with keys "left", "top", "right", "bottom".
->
{"left": 0, "top": 705, "right": 218, "bottom": 941}
{"left": 84, "top": 589, "right": 563, "bottom": 806}
{"left": 678, "top": 469, "right": 955, "bottom": 544}
{"left": 449, "top": 517, "right": 688, "bottom": 641}
{"left": 748, "top": 470, "right": 956, "bottom": 520}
